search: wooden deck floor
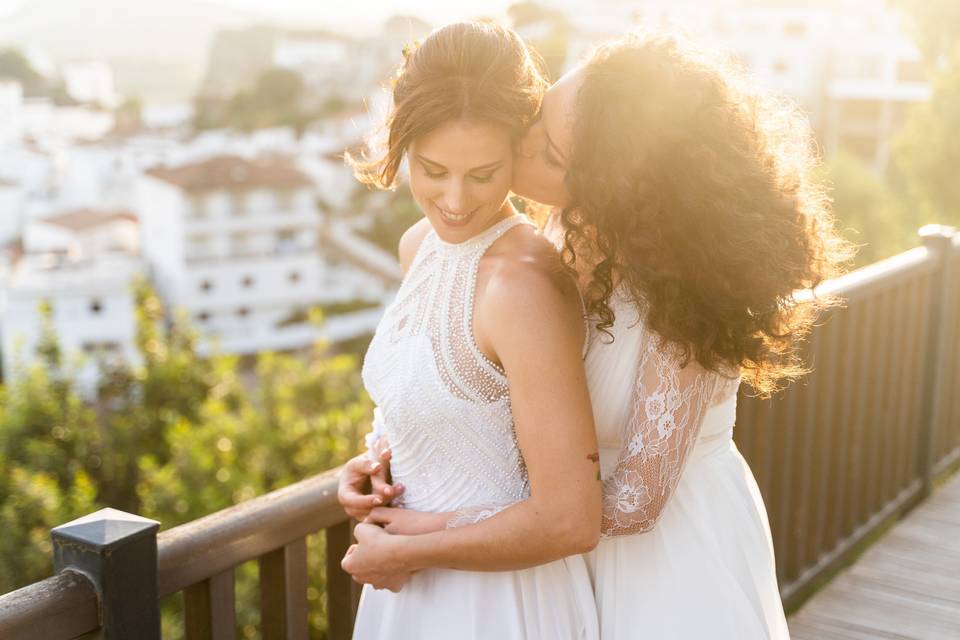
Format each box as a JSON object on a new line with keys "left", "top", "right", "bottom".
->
{"left": 789, "top": 472, "right": 960, "bottom": 639}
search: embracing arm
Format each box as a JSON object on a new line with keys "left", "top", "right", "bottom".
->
{"left": 377, "top": 258, "right": 601, "bottom": 573}
{"left": 600, "top": 335, "right": 736, "bottom": 537}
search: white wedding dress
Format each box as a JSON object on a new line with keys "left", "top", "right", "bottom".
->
{"left": 352, "top": 215, "right": 599, "bottom": 640}
{"left": 582, "top": 284, "right": 791, "bottom": 639}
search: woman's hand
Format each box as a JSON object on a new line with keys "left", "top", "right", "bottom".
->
{"left": 337, "top": 437, "right": 404, "bottom": 520}
{"left": 364, "top": 507, "right": 451, "bottom": 535}
{"left": 341, "top": 523, "right": 413, "bottom": 592}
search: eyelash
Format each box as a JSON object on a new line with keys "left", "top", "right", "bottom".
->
{"left": 424, "top": 170, "right": 495, "bottom": 184}
{"left": 542, "top": 145, "right": 562, "bottom": 169}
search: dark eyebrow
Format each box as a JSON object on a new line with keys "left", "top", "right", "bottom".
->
{"left": 415, "top": 154, "right": 504, "bottom": 173}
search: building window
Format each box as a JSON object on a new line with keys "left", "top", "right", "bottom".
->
{"left": 241, "top": 275, "right": 255, "bottom": 288}
{"left": 89, "top": 298, "right": 103, "bottom": 314}
{"left": 82, "top": 341, "right": 121, "bottom": 355}
{"left": 288, "top": 270, "right": 301, "bottom": 284}
{"left": 783, "top": 22, "right": 807, "bottom": 37}
{"left": 231, "top": 191, "right": 247, "bottom": 216}
{"left": 190, "top": 194, "right": 208, "bottom": 219}
{"left": 231, "top": 232, "right": 253, "bottom": 257}
{"left": 188, "top": 234, "right": 214, "bottom": 261}
{"left": 838, "top": 99, "right": 883, "bottom": 125}
{"left": 276, "top": 229, "right": 298, "bottom": 254}
{"left": 200, "top": 279, "right": 214, "bottom": 292}
{"left": 237, "top": 307, "right": 250, "bottom": 318}
{"left": 277, "top": 189, "right": 295, "bottom": 210}
{"left": 896, "top": 60, "right": 927, "bottom": 83}
{"left": 197, "top": 311, "right": 211, "bottom": 323}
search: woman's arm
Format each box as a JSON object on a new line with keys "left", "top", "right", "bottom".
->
{"left": 342, "top": 253, "right": 601, "bottom": 580}
{"left": 599, "top": 335, "right": 737, "bottom": 537}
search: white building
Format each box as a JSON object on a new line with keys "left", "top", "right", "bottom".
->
{"left": 62, "top": 60, "right": 118, "bottom": 108}
{"left": 20, "top": 98, "right": 115, "bottom": 143}
{"left": 0, "top": 180, "right": 25, "bottom": 246}
{"left": 552, "top": 0, "right": 928, "bottom": 173}
{"left": 137, "top": 154, "right": 393, "bottom": 355}
{"left": 822, "top": 12, "right": 931, "bottom": 171}
{"left": 24, "top": 209, "right": 139, "bottom": 258}
{"left": 2, "top": 216, "right": 143, "bottom": 393}
{"left": 0, "top": 80, "right": 23, "bottom": 147}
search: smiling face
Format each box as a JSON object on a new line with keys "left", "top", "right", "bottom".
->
{"left": 408, "top": 118, "right": 515, "bottom": 243}
{"left": 512, "top": 67, "right": 583, "bottom": 208}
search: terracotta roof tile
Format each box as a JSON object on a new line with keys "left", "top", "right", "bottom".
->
{"left": 145, "top": 155, "right": 312, "bottom": 192}
{"left": 44, "top": 209, "right": 138, "bottom": 231}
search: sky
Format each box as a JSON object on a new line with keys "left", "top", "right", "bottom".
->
{"left": 0, "top": 0, "right": 519, "bottom": 26}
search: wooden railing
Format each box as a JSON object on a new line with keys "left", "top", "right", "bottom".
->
{"left": 0, "top": 469, "right": 360, "bottom": 639}
{"left": 0, "top": 225, "right": 957, "bottom": 638}
{"left": 735, "top": 225, "right": 960, "bottom": 610}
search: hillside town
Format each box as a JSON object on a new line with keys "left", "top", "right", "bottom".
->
{"left": 0, "top": 0, "right": 932, "bottom": 390}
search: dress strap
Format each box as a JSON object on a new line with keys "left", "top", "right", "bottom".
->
{"left": 433, "top": 215, "right": 532, "bottom": 257}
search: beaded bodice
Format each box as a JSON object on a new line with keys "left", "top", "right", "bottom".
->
{"left": 361, "top": 216, "right": 532, "bottom": 514}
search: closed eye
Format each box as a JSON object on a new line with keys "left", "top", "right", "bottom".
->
{"left": 542, "top": 144, "right": 563, "bottom": 169}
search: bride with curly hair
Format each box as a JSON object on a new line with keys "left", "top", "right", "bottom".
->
{"left": 342, "top": 29, "right": 853, "bottom": 639}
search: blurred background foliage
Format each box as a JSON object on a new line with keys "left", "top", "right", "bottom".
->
{"left": 0, "top": 278, "right": 371, "bottom": 638}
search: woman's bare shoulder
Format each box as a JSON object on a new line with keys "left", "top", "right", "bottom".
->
{"left": 397, "top": 217, "right": 431, "bottom": 274}
{"left": 480, "top": 222, "right": 581, "bottom": 322}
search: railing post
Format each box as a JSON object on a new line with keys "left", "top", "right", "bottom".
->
{"left": 917, "top": 225, "right": 957, "bottom": 497}
{"left": 51, "top": 507, "right": 161, "bottom": 639}
{"left": 326, "top": 520, "right": 360, "bottom": 640}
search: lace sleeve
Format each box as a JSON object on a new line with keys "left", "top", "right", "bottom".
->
{"left": 444, "top": 502, "right": 515, "bottom": 529}
{"left": 600, "top": 337, "right": 731, "bottom": 538}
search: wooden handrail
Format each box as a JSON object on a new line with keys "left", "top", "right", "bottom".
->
{"left": 0, "top": 571, "right": 99, "bottom": 640}
{"left": 158, "top": 467, "right": 346, "bottom": 597}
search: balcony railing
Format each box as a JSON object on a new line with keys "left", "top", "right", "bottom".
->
{"left": 1, "top": 226, "right": 958, "bottom": 639}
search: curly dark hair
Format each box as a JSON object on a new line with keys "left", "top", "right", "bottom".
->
{"left": 350, "top": 20, "right": 547, "bottom": 189}
{"left": 560, "top": 33, "right": 855, "bottom": 396}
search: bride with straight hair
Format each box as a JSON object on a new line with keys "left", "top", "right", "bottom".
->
{"left": 341, "top": 19, "right": 602, "bottom": 640}
{"left": 341, "top": 26, "right": 853, "bottom": 640}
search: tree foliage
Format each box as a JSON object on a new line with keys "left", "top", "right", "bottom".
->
{"left": 889, "top": 0, "right": 960, "bottom": 229}
{"left": 0, "top": 278, "right": 371, "bottom": 638}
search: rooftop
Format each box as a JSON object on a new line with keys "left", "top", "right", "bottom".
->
{"left": 43, "top": 209, "right": 137, "bottom": 231}
{"left": 145, "top": 155, "right": 312, "bottom": 192}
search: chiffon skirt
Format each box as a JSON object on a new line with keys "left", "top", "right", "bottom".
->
{"left": 586, "top": 440, "right": 790, "bottom": 639}
{"left": 353, "top": 553, "right": 599, "bottom": 639}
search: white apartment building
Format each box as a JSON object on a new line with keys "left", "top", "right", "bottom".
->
{"left": 0, "top": 79, "right": 23, "bottom": 147}
{"left": 61, "top": 60, "right": 118, "bottom": 108}
{"left": 24, "top": 209, "right": 139, "bottom": 258}
{"left": 137, "top": 155, "right": 392, "bottom": 355}
{"left": 552, "top": 0, "right": 929, "bottom": 173}
{"left": 1, "top": 214, "right": 143, "bottom": 394}
{"left": 20, "top": 98, "right": 115, "bottom": 143}
{"left": 822, "top": 13, "right": 931, "bottom": 172}
{"left": 0, "top": 181, "right": 25, "bottom": 246}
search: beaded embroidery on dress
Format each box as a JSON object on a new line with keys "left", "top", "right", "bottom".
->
{"left": 361, "top": 215, "right": 530, "bottom": 516}
{"left": 353, "top": 214, "right": 599, "bottom": 640}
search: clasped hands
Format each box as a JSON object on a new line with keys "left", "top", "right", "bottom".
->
{"left": 337, "top": 436, "right": 450, "bottom": 592}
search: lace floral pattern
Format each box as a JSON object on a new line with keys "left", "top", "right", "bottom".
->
{"left": 600, "top": 332, "right": 738, "bottom": 537}
{"left": 444, "top": 502, "right": 513, "bottom": 529}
